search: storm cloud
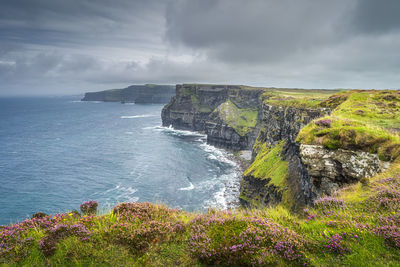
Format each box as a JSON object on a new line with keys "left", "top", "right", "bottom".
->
{"left": 1, "top": 0, "right": 400, "bottom": 95}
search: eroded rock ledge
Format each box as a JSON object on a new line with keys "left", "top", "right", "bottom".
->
{"left": 300, "top": 144, "right": 390, "bottom": 196}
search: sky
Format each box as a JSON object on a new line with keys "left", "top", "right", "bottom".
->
{"left": 1, "top": 0, "right": 400, "bottom": 96}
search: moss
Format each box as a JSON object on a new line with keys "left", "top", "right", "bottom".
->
{"left": 298, "top": 90, "right": 400, "bottom": 161}
{"left": 243, "top": 141, "right": 288, "bottom": 188}
{"left": 216, "top": 100, "right": 258, "bottom": 136}
{"left": 190, "top": 94, "right": 199, "bottom": 104}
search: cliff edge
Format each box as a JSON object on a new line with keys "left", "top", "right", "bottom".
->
{"left": 162, "top": 85, "right": 400, "bottom": 211}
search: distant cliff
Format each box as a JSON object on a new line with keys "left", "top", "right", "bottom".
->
{"left": 81, "top": 84, "right": 175, "bottom": 104}
{"left": 162, "top": 84, "right": 264, "bottom": 150}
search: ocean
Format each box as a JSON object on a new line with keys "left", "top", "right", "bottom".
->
{"left": 0, "top": 96, "right": 241, "bottom": 225}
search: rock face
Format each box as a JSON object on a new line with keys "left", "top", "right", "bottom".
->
{"left": 161, "top": 84, "right": 264, "bottom": 150}
{"left": 81, "top": 84, "right": 175, "bottom": 104}
{"left": 240, "top": 103, "right": 329, "bottom": 209}
{"left": 161, "top": 85, "right": 392, "bottom": 210}
{"left": 300, "top": 144, "right": 389, "bottom": 196}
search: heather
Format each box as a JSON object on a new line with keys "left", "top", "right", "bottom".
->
{"left": 298, "top": 90, "right": 400, "bottom": 161}
{"left": 1, "top": 165, "right": 400, "bottom": 265}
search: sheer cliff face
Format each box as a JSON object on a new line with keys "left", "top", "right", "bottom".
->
{"left": 161, "top": 84, "right": 263, "bottom": 150}
{"left": 240, "top": 103, "right": 329, "bottom": 210}
{"left": 81, "top": 85, "right": 175, "bottom": 104}
{"left": 162, "top": 87, "right": 395, "bottom": 210}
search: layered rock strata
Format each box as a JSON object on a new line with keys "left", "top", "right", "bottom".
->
{"left": 161, "top": 84, "right": 263, "bottom": 150}
{"left": 240, "top": 103, "right": 329, "bottom": 209}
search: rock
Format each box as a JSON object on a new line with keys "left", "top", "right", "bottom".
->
{"left": 240, "top": 102, "right": 329, "bottom": 209}
{"left": 300, "top": 144, "right": 390, "bottom": 196}
{"left": 240, "top": 175, "right": 282, "bottom": 207}
{"left": 81, "top": 84, "right": 175, "bottom": 104}
{"left": 161, "top": 84, "right": 264, "bottom": 149}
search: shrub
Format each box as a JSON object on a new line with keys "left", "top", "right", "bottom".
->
{"left": 315, "top": 119, "right": 332, "bottom": 127}
{"left": 314, "top": 197, "right": 345, "bottom": 209}
{"left": 322, "top": 233, "right": 356, "bottom": 255}
{"left": 374, "top": 188, "right": 400, "bottom": 211}
{"left": 113, "top": 202, "right": 176, "bottom": 222}
{"left": 188, "top": 213, "right": 307, "bottom": 266}
{"left": 38, "top": 223, "right": 92, "bottom": 257}
{"left": 80, "top": 201, "right": 98, "bottom": 215}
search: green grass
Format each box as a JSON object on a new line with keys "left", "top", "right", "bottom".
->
{"left": 262, "top": 88, "right": 339, "bottom": 108}
{"left": 243, "top": 141, "right": 288, "bottom": 188}
{"left": 297, "top": 90, "right": 400, "bottom": 161}
{"left": 2, "top": 163, "right": 400, "bottom": 266}
{"left": 216, "top": 100, "right": 258, "bottom": 136}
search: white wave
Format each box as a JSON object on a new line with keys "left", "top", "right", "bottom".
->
{"left": 199, "top": 142, "right": 237, "bottom": 166}
{"left": 145, "top": 125, "right": 207, "bottom": 137}
{"left": 179, "top": 182, "right": 195, "bottom": 191}
{"left": 142, "top": 125, "right": 159, "bottom": 130}
{"left": 202, "top": 170, "right": 241, "bottom": 210}
{"left": 121, "top": 114, "right": 157, "bottom": 119}
{"left": 125, "top": 131, "right": 134, "bottom": 135}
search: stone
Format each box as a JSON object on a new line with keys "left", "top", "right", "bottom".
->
{"left": 300, "top": 144, "right": 390, "bottom": 196}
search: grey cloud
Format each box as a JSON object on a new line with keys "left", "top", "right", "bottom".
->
{"left": 351, "top": 0, "right": 400, "bottom": 34}
{"left": 1, "top": 0, "right": 400, "bottom": 96}
{"left": 166, "top": 0, "right": 355, "bottom": 63}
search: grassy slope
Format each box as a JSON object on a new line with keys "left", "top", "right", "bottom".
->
{"left": 2, "top": 89, "right": 400, "bottom": 266}
{"left": 298, "top": 90, "right": 400, "bottom": 161}
{"left": 243, "top": 141, "right": 288, "bottom": 188}
{"left": 263, "top": 88, "right": 339, "bottom": 108}
{"left": 2, "top": 164, "right": 400, "bottom": 266}
{"left": 216, "top": 100, "right": 258, "bottom": 136}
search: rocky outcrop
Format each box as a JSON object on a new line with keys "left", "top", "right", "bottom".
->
{"left": 300, "top": 144, "right": 390, "bottom": 196}
{"left": 240, "top": 175, "right": 282, "bottom": 206}
{"left": 240, "top": 103, "right": 329, "bottom": 210}
{"left": 81, "top": 84, "right": 175, "bottom": 104}
{"left": 161, "top": 84, "right": 264, "bottom": 150}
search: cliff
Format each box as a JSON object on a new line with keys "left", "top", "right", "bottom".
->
{"left": 2, "top": 88, "right": 400, "bottom": 266}
{"left": 239, "top": 102, "right": 329, "bottom": 210}
{"left": 241, "top": 89, "right": 400, "bottom": 210}
{"left": 162, "top": 85, "right": 400, "bottom": 210}
{"left": 81, "top": 84, "right": 175, "bottom": 104}
{"left": 162, "top": 84, "right": 264, "bottom": 150}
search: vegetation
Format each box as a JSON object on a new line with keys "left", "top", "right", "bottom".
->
{"left": 2, "top": 164, "right": 400, "bottom": 266}
{"left": 216, "top": 100, "right": 258, "bottom": 136}
{"left": 262, "top": 88, "right": 339, "bottom": 109}
{"left": 2, "top": 89, "right": 400, "bottom": 265}
{"left": 243, "top": 141, "right": 288, "bottom": 188}
{"left": 298, "top": 90, "right": 400, "bottom": 161}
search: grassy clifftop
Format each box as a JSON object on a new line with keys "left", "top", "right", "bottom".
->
{"left": 3, "top": 89, "right": 400, "bottom": 266}
{"left": 298, "top": 90, "right": 400, "bottom": 161}
{"left": 2, "top": 164, "right": 400, "bottom": 266}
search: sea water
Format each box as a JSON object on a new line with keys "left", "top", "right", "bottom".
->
{"left": 0, "top": 96, "right": 240, "bottom": 225}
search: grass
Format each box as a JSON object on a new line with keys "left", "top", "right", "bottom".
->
{"left": 216, "top": 100, "right": 258, "bottom": 136}
{"left": 3, "top": 88, "right": 400, "bottom": 266}
{"left": 262, "top": 88, "right": 339, "bottom": 108}
{"left": 298, "top": 90, "right": 400, "bottom": 161}
{"left": 3, "top": 164, "right": 400, "bottom": 266}
{"left": 243, "top": 141, "right": 288, "bottom": 188}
